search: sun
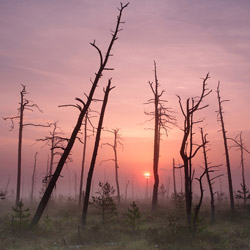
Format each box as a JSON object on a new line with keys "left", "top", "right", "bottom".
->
{"left": 144, "top": 172, "right": 151, "bottom": 178}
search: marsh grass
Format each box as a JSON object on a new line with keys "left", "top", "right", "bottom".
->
{"left": 1, "top": 199, "right": 250, "bottom": 249}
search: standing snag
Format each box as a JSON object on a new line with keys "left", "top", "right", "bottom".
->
{"left": 177, "top": 73, "right": 211, "bottom": 224}
{"left": 3, "top": 85, "right": 49, "bottom": 206}
{"left": 144, "top": 61, "right": 176, "bottom": 211}
{"left": 101, "top": 128, "right": 123, "bottom": 203}
{"left": 228, "top": 132, "right": 250, "bottom": 211}
{"left": 82, "top": 79, "right": 115, "bottom": 226}
{"left": 216, "top": 82, "right": 235, "bottom": 214}
{"left": 30, "top": 152, "right": 38, "bottom": 205}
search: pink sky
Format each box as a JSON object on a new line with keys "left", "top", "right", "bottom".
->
{"left": 1, "top": 0, "right": 250, "bottom": 199}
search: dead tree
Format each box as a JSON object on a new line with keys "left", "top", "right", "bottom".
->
{"left": 79, "top": 113, "right": 88, "bottom": 205}
{"left": 228, "top": 132, "right": 250, "bottom": 210}
{"left": 145, "top": 61, "right": 176, "bottom": 211}
{"left": 30, "top": 152, "right": 38, "bottom": 205}
{"left": 3, "top": 85, "right": 48, "bottom": 206}
{"left": 36, "top": 121, "right": 69, "bottom": 185}
{"left": 101, "top": 128, "right": 123, "bottom": 203}
{"left": 193, "top": 170, "right": 206, "bottom": 229}
{"left": 30, "top": 2, "right": 129, "bottom": 227}
{"left": 82, "top": 79, "right": 115, "bottom": 226}
{"left": 177, "top": 73, "right": 211, "bottom": 224}
{"left": 216, "top": 82, "right": 235, "bottom": 214}
{"left": 200, "top": 128, "right": 223, "bottom": 223}
{"left": 172, "top": 158, "right": 177, "bottom": 204}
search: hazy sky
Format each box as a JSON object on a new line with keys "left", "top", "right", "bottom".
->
{"left": 1, "top": 0, "right": 250, "bottom": 198}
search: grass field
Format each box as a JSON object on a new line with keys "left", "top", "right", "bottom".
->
{"left": 1, "top": 199, "right": 250, "bottom": 250}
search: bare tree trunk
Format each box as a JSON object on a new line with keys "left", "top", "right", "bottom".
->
{"left": 30, "top": 3, "right": 128, "bottom": 227}
{"left": 125, "top": 180, "right": 129, "bottom": 202}
{"left": 82, "top": 79, "right": 114, "bottom": 226}
{"left": 193, "top": 171, "right": 206, "bottom": 229}
{"left": 216, "top": 82, "right": 235, "bottom": 214}
{"left": 114, "top": 131, "right": 121, "bottom": 203}
{"left": 16, "top": 89, "right": 24, "bottom": 205}
{"left": 79, "top": 113, "right": 88, "bottom": 206}
{"left": 200, "top": 128, "right": 215, "bottom": 223}
{"left": 31, "top": 152, "right": 38, "bottom": 205}
{"left": 177, "top": 73, "right": 211, "bottom": 224}
{"left": 173, "top": 158, "right": 177, "bottom": 205}
{"left": 239, "top": 133, "right": 247, "bottom": 207}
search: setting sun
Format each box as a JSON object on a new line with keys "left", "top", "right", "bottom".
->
{"left": 144, "top": 172, "right": 151, "bottom": 179}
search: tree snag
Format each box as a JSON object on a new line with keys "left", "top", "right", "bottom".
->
{"left": 177, "top": 73, "right": 211, "bottom": 224}
{"left": 145, "top": 61, "right": 176, "bottom": 211}
{"left": 30, "top": 2, "right": 129, "bottom": 227}
{"left": 82, "top": 79, "right": 115, "bottom": 226}
{"left": 216, "top": 82, "right": 235, "bottom": 214}
{"left": 3, "top": 85, "right": 49, "bottom": 206}
{"left": 101, "top": 128, "right": 123, "bottom": 203}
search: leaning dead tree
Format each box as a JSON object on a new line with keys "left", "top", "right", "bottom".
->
{"left": 177, "top": 73, "right": 211, "bottom": 224}
{"left": 30, "top": 152, "right": 38, "bottom": 205}
{"left": 30, "top": 2, "right": 129, "bottom": 227}
{"left": 229, "top": 132, "right": 250, "bottom": 210}
{"left": 216, "top": 82, "right": 235, "bottom": 214}
{"left": 82, "top": 79, "right": 115, "bottom": 226}
{"left": 3, "top": 85, "right": 48, "bottom": 206}
{"left": 145, "top": 61, "right": 176, "bottom": 211}
{"left": 101, "top": 128, "right": 123, "bottom": 203}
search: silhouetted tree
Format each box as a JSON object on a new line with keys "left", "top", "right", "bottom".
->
{"left": 82, "top": 79, "right": 115, "bottom": 226}
{"left": 193, "top": 170, "right": 206, "bottom": 229}
{"left": 229, "top": 132, "right": 250, "bottom": 211}
{"left": 30, "top": 152, "right": 38, "bottom": 205}
{"left": 30, "top": 2, "right": 129, "bottom": 227}
{"left": 79, "top": 113, "right": 88, "bottom": 205}
{"left": 200, "top": 128, "right": 222, "bottom": 223}
{"left": 216, "top": 82, "right": 235, "bottom": 214}
{"left": 36, "top": 121, "right": 69, "bottom": 184}
{"left": 177, "top": 73, "right": 211, "bottom": 224}
{"left": 101, "top": 128, "right": 123, "bottom": 203}
{"left": 145, "top": 61, "right": 175, "bottom": 211}
{"left": 3, "top": 85, "right": 48, "bottom": 206}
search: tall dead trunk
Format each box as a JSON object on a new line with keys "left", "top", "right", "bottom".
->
{"left": 82, "top": 79, "right": 114, "bottom": 226}
{"left": 114, "top": 130, "right": 121, "bottom": 203}
{"left": 200, "top": 128, "right": 215, "bottom": 223}
{"left": 3, "top": 85, "right": 47, "bottom": 207}
{"left": 172, "top": 158, "right": 177, "bottom": 205}
{"left": 79, "top": 113, "right": 88, "bottom": 206}
{"left": 30, "top": 3, "right": 128, "bottom": 227}
{"left": 177, "top": 73, "right": 211, "bottom": 224}
{"left": 16, "top": 88, "right": 25, "bottom": 205}
{"left": 216, "top": 82, "right": 235, "bottom": 214}
{"left": 145, "top": 62, "right": 175, "bottom": 211}
{"left": 193, "top": 170, "right": 206, "bottom": 229}
{"left": 31, "top": 152, "right": 38, "bottom": 205}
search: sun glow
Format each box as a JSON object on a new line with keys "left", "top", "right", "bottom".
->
{"left": 144, "top": 172, "right": 151, "bottom": 178}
